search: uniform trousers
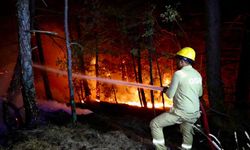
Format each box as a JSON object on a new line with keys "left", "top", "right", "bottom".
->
{"left": 150, "top": 110, "right": 198, "bottom": 150}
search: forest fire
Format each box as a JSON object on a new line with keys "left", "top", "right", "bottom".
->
{"left": 91, "top": 87, "right": 173, "bottom": 109}
{"left": 92, "top": 97, "right": 173, "bottom": 109}
{"left": 1, "top": 0, "right": 250, "bottom": 149}
{"left": 33, "top": 64, "right": 173, "bottom": 109}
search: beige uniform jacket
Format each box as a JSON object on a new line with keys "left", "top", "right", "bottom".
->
{"left": 166, "top": 65, "right": 202, "bottom": 119}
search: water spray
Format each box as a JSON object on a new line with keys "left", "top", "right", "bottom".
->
{"left": 245, "top": 131, "right": 250, "bottom": 141}
{"left": 33, "top": 64, "right": 164, "bottom": 92}
{"left": 234, "top": 131, "right": 239, "bottom": 150}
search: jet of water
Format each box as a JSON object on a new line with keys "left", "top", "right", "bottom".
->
{"left": 33, "top": 64, "right": 164, "bottom": 92}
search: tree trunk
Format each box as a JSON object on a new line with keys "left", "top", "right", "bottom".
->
{"left": 79, "top": 56, "right": 91, "bottom": 100}
{"left": 95, "top": 38, "right": 100, "bottom": 100}
{"left": 17, "top": 0, "right": 38, "bottom": 126}
{"left": 137, "top": 49, "right": 147, "bottom": 108}
{"left": 148, "top": 49, "right": 155, "bottom": 111}
{"left": 156, "top": 57, "right": 165, "bottom": 109}
{"left": 64, "top": 0, "right": 77, "bottom": 124}
{"left": 30, "top": 0, "right": 53, "bottom": 100}
{"left": 205, "top": 0, "right": 224, "bottom": 111}
{"left": 131, "top": 53, "right": 143, "bottom": 107}
{"left": 145, "top": 7, "right": 155, "bottom": 112}
{"left": 7, "top": 55, "right": 21, "bottom": 102}
{"left": 35, "top": 32, "right": 53, "bottom": 100}
{"left": 205, "top": 1, "right": 223, "bottom": 149}
{"left": 236, "top": 15, "right": 250, "bottom": 109}
{"left": 75, "top": 16, "right": 91, "bottom": 101}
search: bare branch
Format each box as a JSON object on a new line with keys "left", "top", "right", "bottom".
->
{"left": 70, "top": 42, "right": 84, "bottom": 51}
{"left": 31, "top": 46, "right": 38, "bottom": 51}
{"left": 41, "top": 0, "right": 48, "bottom": 7}
{"left": 27, "top": 30, "right": 58, "bottom": 36}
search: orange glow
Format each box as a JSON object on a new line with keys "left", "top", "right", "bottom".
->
{"left": 163, "top": 73, "right": 172, "bottom": 86}
{"left": 95, "top": 99, "right": 101, "bottom": 102}
{"left": 93, "top": 97, "right": 173, "bottom": 109}
{"left": 32, "top": 23, "right": 176, "bottom": 108}
{"left": 92, "top": 83, "right": 173, "bottom": 109}
{"left": 90, "top": 57, "right": 96, "bottom": 65}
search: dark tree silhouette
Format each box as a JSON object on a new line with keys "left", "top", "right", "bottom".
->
{"left": 30, "top": 0, "right": 53, "bottom": 100}
{"left": 131, "top": 52, "right": 143, "bottom": 106}
{"left": 144, "top": 5, "right": 155, "bottom": 112}
{"left": 64, "top": 0, "right": 77, "bottom": 124}
{"left": 7, "top": 55, "right": 21, "bottom": 102}
{"left": 137, "top": 48, "right": 147, "bottom": 108}
{"left": 74, "top": 16, "right": 91, "bottom": 101}
{"left": 205, "top": 1, "right": 223, "bottom": 149}
{"left": 17, "top": 0, "right": 38, "bottom": 126}
{"left": 156, "top": 57, "right": 165, "bottom": 109}
{"left": 205, "top": 0, "right": 224, "bottom": 111}
{"left": 236, "top": 15, "right": 250, "bottom": 110}
{"left": 95, "top": 38, "right": 100, "bottom": 100}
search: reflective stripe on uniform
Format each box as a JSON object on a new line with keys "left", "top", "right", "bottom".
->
{"left": 152, "top": 139, "right": 165, "bottom": 144}
{"left": 181, "top": 143, "right": 192, "bottom": 149}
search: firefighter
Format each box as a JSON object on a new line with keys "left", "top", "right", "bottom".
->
{"left": 150, "top": 47, "right": 203, "bottom": 150}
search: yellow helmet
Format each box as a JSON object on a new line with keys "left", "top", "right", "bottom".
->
{"left": 176, "top": 47, "right": 196, "bottom": 61}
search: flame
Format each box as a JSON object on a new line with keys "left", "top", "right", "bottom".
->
{"left": 106, "top": 72, "right": 111, "bottom": 77}
{"left": 90, "top": 57, "right": 96, "bottom": 65}
{"left": 34, "top": 63, "right": 174, "bottom": 109}
{"left": 80, "top": 65, "right": 174, "bottom": 109}
{"left": 95, "top": 99, "right": 101, "bottom": 102}
{"left": 93, "top": 97, "right": 173, "bottom": 109}
{"left": 81, "top": 56, "right": 173, "bottom": 109}
{"left": 163, "top": 73, "right": 171, "bottom": 86}
{"left": 92, "top": 86, "right": 173, "bottom": 109}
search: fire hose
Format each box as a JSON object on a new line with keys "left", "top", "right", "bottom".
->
{"left": 195, "top": 102, "right": 223, "bottom": 150}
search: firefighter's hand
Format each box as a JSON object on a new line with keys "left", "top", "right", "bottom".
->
{"left": 162, "top": 86, "right": 168, "bottom": 93}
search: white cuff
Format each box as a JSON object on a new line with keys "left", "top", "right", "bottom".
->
{"left": 181, "top": 143, "right": 192, "bottom": 149}
{"left": 152, "top": 139, "right": 165, "bottom": 144}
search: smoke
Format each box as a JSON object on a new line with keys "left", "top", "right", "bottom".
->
{"left": 37, "top": 99, "right": 92, "bottom": 115}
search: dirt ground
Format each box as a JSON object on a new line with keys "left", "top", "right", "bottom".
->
{"left": 0, "top": 105, "right": 155, "bottom": 150}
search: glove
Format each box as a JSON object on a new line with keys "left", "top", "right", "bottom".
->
{"left": 162, "top": 86, "right": 168, "bottom": 93}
